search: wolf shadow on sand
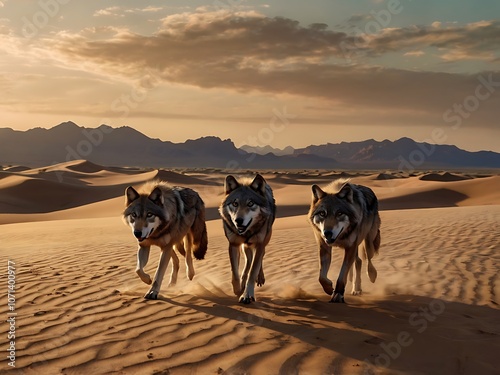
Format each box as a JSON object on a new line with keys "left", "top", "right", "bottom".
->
{"left": 153, "top": 292, "right": 499, "bottom": 375}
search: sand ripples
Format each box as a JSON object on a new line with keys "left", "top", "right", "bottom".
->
{"left": 1, "top": 204, "right": 498, "bottom": 374}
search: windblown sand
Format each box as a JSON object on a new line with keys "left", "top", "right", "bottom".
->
{"left": 0, "top": 161, "right": 499, "bottom": 375}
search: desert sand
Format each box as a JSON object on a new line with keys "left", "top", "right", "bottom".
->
{"left": 0, "top": 161, "right": 499, "bottom": 375}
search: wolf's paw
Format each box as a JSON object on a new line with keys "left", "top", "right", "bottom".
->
{"left": 330, "top": 293, "right": 345, "bottom": 303}
{"left": 232, "top": 280, "right": 242, "bottom": 296}
{"left": 168, "top": 281, "right": 176, "bottom": 288}
{"left": 187, "top": 267, "right": 195, "bottom": 281}
{"left": 136, "top": 270, "right": 152, "bottom": 285}
{"left": 257, "top": 275, "right": 265, "bottom": 287}
{"left": 239, "top": 295, "right": 255, "bottom": 304}
{"left": 319, "top": 277, "right": 334, "bottom": 295}
{"left": 351, "top": 290, "right": 362, "bottom": 296}
{"left": 144, "top": 290, "right": 159, "bottom": 300}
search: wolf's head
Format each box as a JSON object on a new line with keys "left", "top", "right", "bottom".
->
{"left": 309, "top": 181, "right": 356, "bottom": 245}
{"left": 123, "top": 186, "right": 165, "bottom": 242}
{"left": 222, "top": 174, "right": 269, "bottom": 235}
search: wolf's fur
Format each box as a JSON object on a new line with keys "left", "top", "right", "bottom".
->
{"left": 308, "top": 179, "right": 381, "bottom": 303}
{"left": 123, "top": 181, "right": 207, "bottom": 300}
{"left": 219, "top": 174, "right": 276, "bottom": 304}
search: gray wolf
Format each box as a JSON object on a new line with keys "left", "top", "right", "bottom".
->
{"left": 308, "top": 179, "right": 381, "bottom": 303}
{"left": 123, "top": 181, "right": 207, "bottom": 300}
{"left": 219, "top": 174, "right": 276, "bottom": 304}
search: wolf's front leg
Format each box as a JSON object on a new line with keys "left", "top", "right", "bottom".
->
{"left": 240, "top": 245, "right": 253, "bottom": 293}
{"left": 136, "top": 246, "right": 152, "bottom": 285}
{"left": 145, "top": 246, "right": 172, "bottom": 300}
{"left": 240, "top": 245, "right": 265, "bottom": 304}
{"left": 331, "top": 246, "right": 357, "bottom": 303}
{"left": 318, "top": 242, "right": 333, "bottom": 295}
{"left": 229, "top": 244, "right": 241, "bottom": 296}
{"left": 351, "top": 254, "right": 362, "bottom": 296}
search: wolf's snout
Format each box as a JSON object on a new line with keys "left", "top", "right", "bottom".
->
{"left": 323, "top": 228, "right": 343, "bottom": 244}
{"left": 323, "top": 230, "right": 334, "bottom": 240}
{"left": 235, "top": 217, "right": 252, "bottom": 234}
{"left": 133, "top": 230, "right": 143, "bottom": 239}
{"left": 323, "top": 230, "right": 338, "bottom": 244}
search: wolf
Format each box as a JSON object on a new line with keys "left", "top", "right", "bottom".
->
{"left": 308, "top": 179, "right": 381, "bottom": 303}
{"left": 219, "top": 174, "right": 276, "bottom": 304}
{"left": 123, "top": 181, "right": 208, "bottom": 300}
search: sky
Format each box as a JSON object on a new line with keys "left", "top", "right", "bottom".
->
{"left": 1, "top": 0, "right": 499, "bottom": 152}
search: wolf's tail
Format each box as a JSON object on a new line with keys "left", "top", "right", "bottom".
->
{"left": 373, "top": 229, "right": 381, "bottom": 255}
{"left": 192, "top": 199, "right": 208, "bottom": 260}
{"left": 361, "top": 227, "right": 381, "bottom": 261}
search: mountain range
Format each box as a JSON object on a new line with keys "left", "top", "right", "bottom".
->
{"left": 1, "top": 122, "right": 499, "bottom": 170}
{"left": 240, "top": 145, "right": 295, "bottom": 156}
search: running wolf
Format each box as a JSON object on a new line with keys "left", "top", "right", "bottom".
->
{"left": 123, "top": 181, "right": 208, "bottom": 300}
{"left": 308, "top": 179, "right": 381, "bottom": 303}
{"left": 219, "top": 174, "right": 276, "bottom": 304}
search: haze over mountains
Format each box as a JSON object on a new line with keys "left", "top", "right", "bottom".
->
{"left": 1, "top": 122, "right": 499, "bottom": 170}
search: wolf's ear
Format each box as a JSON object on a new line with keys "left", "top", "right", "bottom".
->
{"left": 337, "top": 183, "right": 353, "bottom": 203}
{"left": 148, "top": 187, "right": 164, "bottom": 206}
{"left": 125, "top": 186, "right": 140, "bottom": 206}
{"left": 225, "top": 175, "right": 240, "bottom": 195}
{"left": 250, "top": 174, "right": 266, "bottom": 195}
{"left": 312, "top": 185, "right": 326, "bottom": 203}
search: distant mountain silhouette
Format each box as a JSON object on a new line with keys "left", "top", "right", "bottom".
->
{"left": 240, "top": 145, "right": 295, "bottom": 156}
{"left": 0, "top": 123, "right": 498, "bottom": 169}
{"left": 293, "top": 137, "right": 500, "bottom": 169}
{"left": 0, "top": 122, "right": 336, "bottom": 169}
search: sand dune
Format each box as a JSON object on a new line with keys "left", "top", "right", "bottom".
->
{"left": 0, "top": 162, "right": 499, "bottom": 374}
{"left": 1, "top": 162, "right": 499, "bottom": 222}
{"left": 419, "top": 172, "right": 472, "bottom": 182}
{"left": 0, "top": 161, "right": 222, "bottom": 219}
{"left": 1, "top": 165, "right": 31, "bottom": 173}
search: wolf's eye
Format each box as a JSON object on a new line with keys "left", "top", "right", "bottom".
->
{"left": 247, "top": 200, "right": 254, "bottom": 207}
{"left": 319, "top": 211, "right": 326, "bottom": 218}
{"left": 131, "top": 213, "right": 137, "bottom": 218}
{"left": 146, "top": 213, "right": 154, "bottom": 218}
{"left": 336, "top": 211, "right": 344, "bottom": 218}
{"left": 232, "top": 201, "right": 239, "bottom": 207}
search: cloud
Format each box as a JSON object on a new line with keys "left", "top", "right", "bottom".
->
{"left": 367, "top": 20, "right": 500, "bottom": 62}
{"left": 19, "top": 10, "right": 500, "bottom": 129}
{"left": 404, "top": 50, "right": 425, "bottom": 57}
{"left": 93, "top": 7, "right": 123, "bottom": 17}
{"left": 94, "top": 6, "right": 166, "bottom": 18}
{"left": 343, "top": 14, "right": 373, "bottom": 25}
{"left": 52, "top": 11, "right": 349, "bottom": 68}
{"left": 140, "top": 6, "right": 164, "bottom": 13}
{"left": 56, "top": 16, "right": 497, "bottom": 81}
